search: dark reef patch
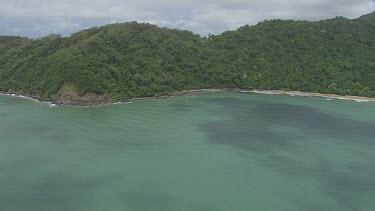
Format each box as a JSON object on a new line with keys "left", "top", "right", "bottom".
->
{"left": 196, "top": 95, "right": 375, "bottom": 210}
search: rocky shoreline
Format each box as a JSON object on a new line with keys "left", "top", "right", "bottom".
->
{"left": 0, "top": 89, "right": 223, "bottom": 106}
{"left": 1, "top": 88, "right": 374, "bottom": 106}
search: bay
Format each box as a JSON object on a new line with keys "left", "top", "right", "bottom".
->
{"left": 1, "top": 92, "right": 375, "bottom": 211}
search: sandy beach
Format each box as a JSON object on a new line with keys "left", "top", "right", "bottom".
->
{"left": 244, "top": 90, "right": 375, "bottom": 102}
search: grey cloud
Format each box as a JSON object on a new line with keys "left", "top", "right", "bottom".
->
{"left": 0, "top": 0, "right": 374, "bottom": 38}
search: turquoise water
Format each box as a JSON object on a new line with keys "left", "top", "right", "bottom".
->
{"left": 1, "top": 92, "right": 375, "bottom": 211}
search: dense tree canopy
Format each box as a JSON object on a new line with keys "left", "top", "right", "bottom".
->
{"left": 1, "top": 12, "right": 375, "bottom": 101}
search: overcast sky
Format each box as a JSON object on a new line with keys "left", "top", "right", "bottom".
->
{"left": 1, "top": 0, "right": 374, "bottom": 38}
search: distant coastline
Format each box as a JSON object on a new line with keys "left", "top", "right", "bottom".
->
{"left": 1, "top": 88, "right": 374, "bottom": 107}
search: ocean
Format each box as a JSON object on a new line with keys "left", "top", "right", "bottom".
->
{"left": 1, "top": 92, "right": 374, "bottom": 211}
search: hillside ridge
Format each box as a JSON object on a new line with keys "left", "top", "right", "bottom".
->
{"left": 1, "top": 12, "right": 375, "bottom": 104}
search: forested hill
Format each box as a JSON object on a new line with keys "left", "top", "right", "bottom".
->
{"left": 1, "top": 12, "right": 375, "bottom": 103}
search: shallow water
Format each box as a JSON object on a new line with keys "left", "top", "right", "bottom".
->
{"left": 1, "top": 92, "right": 375, "bottom": 211}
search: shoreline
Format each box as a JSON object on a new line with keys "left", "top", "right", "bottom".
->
{"left": 244, "top": 90, "right": 375, "bottom": 102}
{"left": 1, "top": 88, "right": 374, "bottom": 106}
{"left": 0, "top": 89, "right": 224, "bottom": 107}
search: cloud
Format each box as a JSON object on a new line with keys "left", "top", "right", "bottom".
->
{"left": 0, "top": 0, "right": 374, "bottom": 38}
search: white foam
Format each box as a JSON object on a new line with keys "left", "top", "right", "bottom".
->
{"left": 1, "top": 93, "right": 38, "bottom": 101}
{"left": 353, "top": 99, "right": 369, "bottom": 103}
{"left": 251, "top": 90, "right": 283, "bottom": 95}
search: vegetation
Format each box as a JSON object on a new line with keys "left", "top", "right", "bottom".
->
{"left": 1, "top": 12, "right": 375, "bottom": 102}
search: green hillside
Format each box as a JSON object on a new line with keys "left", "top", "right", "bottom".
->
{"left": 1, "top": 12, "right": 375, "bottom": 103}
